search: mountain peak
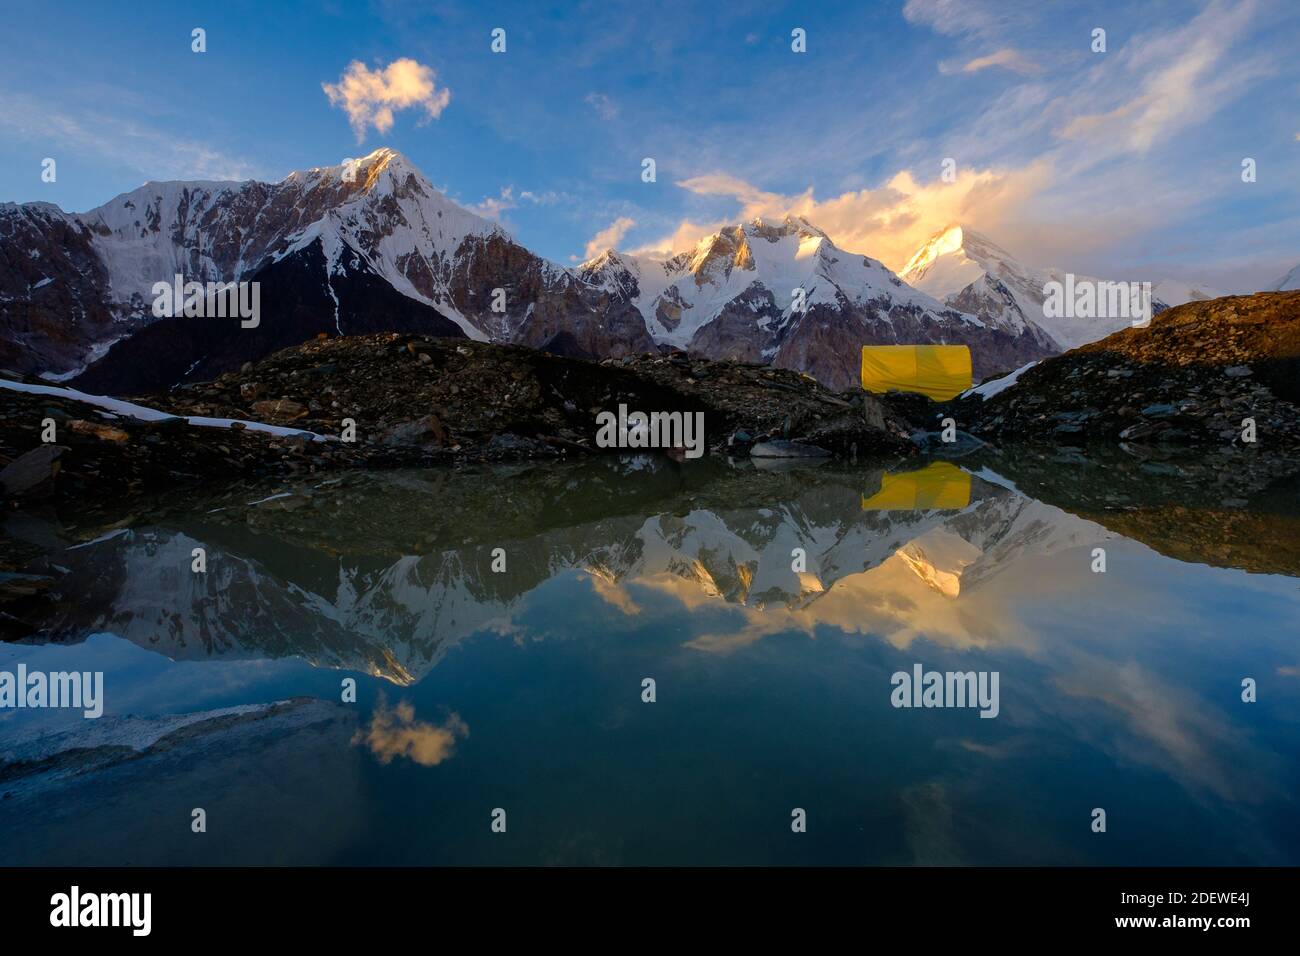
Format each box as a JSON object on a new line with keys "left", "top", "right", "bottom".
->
{"left": 900, "top": 225, "right": 964, "bottom": 279}
{"left": 900, "top": 224, "right": 1012, "bottom": 282}
{"left": 899, "top": 224, "right": 996, "bottom": 293}
{"left": 351, "top": 146, "right": 414, "bottom": 177}
{"left": 1272, "top": 263, "right": 1300, "bottom": 291}
{"left": 745, "top": 214, "right": 829, "bottom": 242}
{"left": 582, "top": 247, "right": 628, "bottom": 269}
{"left": 285, "top": 146, "right": 418, "bottom": 194}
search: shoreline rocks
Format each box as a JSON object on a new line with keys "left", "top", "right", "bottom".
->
{"left": 1, "top": 334, "right": 916, "bottom": 507}
{"left": 953, "top": 292, "right": 1300, "bottom": 451}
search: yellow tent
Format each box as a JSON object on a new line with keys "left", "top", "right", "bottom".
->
{"left": 860, "top": 345, "right": 972, "bottom": 401}
{"left": 861, "top": 461, "right": 972, "bottom": 511}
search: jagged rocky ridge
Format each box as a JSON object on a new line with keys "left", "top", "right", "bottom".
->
{"left": 1, "top": 148, "right": 645, "bottom": 387}
{"left": 5, "top": 290, "right": 1297, "bottom": 510}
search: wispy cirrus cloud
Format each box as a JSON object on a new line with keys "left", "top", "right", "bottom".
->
{"left": 468, "top": 185, "right": 574, "bottom": 224}
{"left": 1057, "top": 0, "right": 1268, "bottom": 156}
{"left": 902, "top": 0, "right": 1021, "bottom": 40}
{"left": 322, "top": 57, "right": 451, "bottom": 142}
{"left": 0, "top": 89, "right": 263, "bottom": 185}
{"left": 584, "top": 92, "right": 620, "bottom": 120}
{"left": 940, "top": 48, "right": 1040, "bottom": 76}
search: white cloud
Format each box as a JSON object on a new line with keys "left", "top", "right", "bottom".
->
{"left": 469, "top": 185, "right": 573, "bottom": 223}
{"left": 471, "top": 186, "right": 516, "bottom": 220}
{"left": 630, "top": 218, "right": 730, "bottom": 258}
{"left": 322, "top": 58, "right": 451, "bottom": 142}
{"left": 518, "top": 189, "right": 567, "bottom": 205}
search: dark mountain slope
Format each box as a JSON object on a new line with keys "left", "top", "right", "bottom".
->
{"left": 71, "top": 238, "right": 465, "bottom": 394}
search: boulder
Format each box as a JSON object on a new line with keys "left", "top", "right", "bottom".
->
{"left": 1, "top": 444, "right": 65, "bottom": 496}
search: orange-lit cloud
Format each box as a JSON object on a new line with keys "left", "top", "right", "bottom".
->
{"left": 353, "top": 698, "right": 468, "bottom": 766}
{"left": 634, "top": 161, "right": 1053, "bottom": 272}
{"left": 583, "top": 567, "right": 641, "bottom": 615}
{"left": 323, "top": 58, "right": 451, "bottom": 142}
{"left": 582, "top": 216, "right": 637, "bottom": 260}
{"left": 941, "top": 48, "right": 1040, "bottom": 75}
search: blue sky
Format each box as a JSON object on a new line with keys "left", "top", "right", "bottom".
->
{"left": 1, "top": 0, "right": 1296, "bottom": 289}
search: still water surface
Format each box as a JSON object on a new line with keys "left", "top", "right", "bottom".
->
{"left": 2, "top": 454, "right": 1297, "bottom": 865}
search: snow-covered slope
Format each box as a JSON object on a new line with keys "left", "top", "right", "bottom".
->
{"left": 584, "top": 216, "right": 961, "bottom": 348}
{"left": 1271, "top": 263, "right": 1300, "bottom": 291}
{"left": 1149, "top": 277, "right": 1224, "bottom": 307}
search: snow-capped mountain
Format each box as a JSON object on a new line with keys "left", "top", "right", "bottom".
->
{"left": 2, "top": 149, "right": 650, "bottom": 389}
{"left": 900, "top": 225, "right": 1193, "bottom": 351}
{"left": 1271, "top": 263, "right": 1300, "bottom": 291}
{"left": 22, "top": 148, "right": 520, "bottom": 338}
{"left": 581, "top": 216, "right": 1055, "bottom": 388}
{"left": 3, "top": 152, "right": 1049, "bottom": 393}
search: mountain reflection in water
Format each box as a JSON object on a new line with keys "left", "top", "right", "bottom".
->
{"left": 2, "top": 453, "right": 1298, "bottom": 865}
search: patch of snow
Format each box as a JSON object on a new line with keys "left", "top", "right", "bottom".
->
{"left": 66, "top": 528, "right": 131, "bottom": 550}
{"left": 961, "top": 361, "right": 1037, "bottom": 401}
{"left": 1, "top": 700, "right": 289, "bottom": 762}
{"left": 969, "top": 466, "right": 1022, "bottom": 495}
{"left": 247, "top": 491, "right": 294, "bottom": 506}
{"left": 0, "top": 378, "right": 333, "bottom": 441}
{"left": 39, "top": 333, "right": 129, "bottom": 383}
